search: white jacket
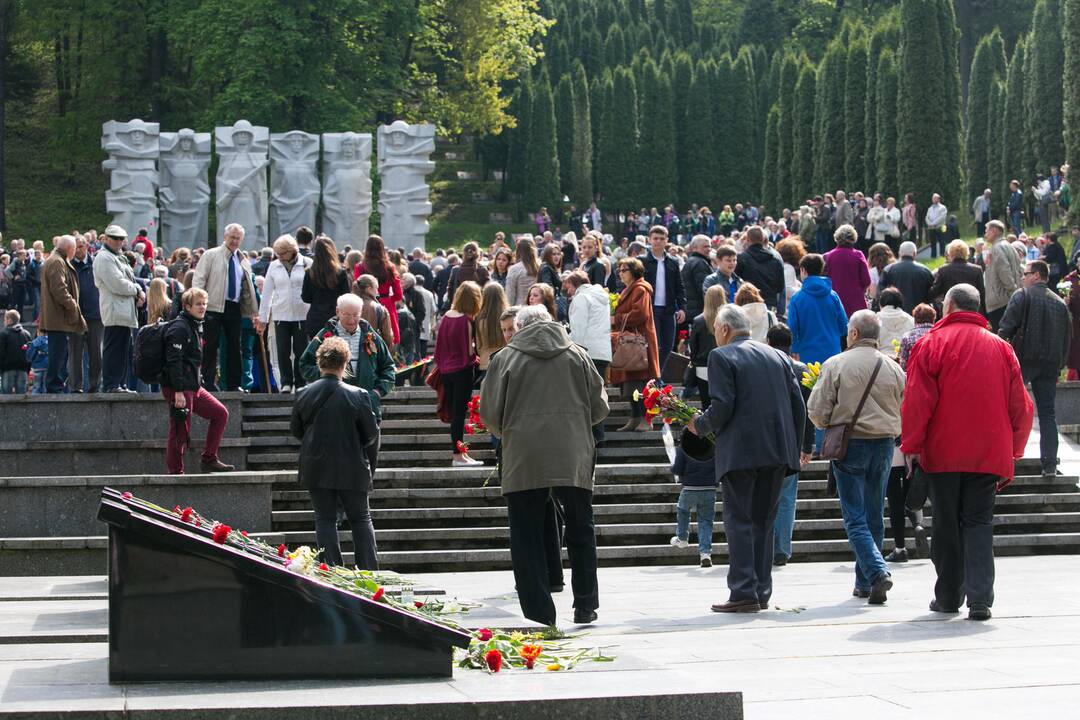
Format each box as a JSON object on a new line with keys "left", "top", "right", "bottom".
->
{"left": 258, "top": 256, "right": 311, "bottom": 324}
{"left": 93, "top": 246, "right": 140, "bottom": 329}
{"left": 878, "top": 306, "right": 915, "bottom": 353}
{"left": 740, "top": 301, "right": 775, "bottom": 342}
{"left": 416, "top": 286, "right": 438, "bottom": 341}
{"left": 568, "top": 283, "right": 612, "bottom": 362}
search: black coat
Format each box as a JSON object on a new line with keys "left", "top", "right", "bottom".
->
{"left": 0, "top": 324, "right": 32, "bottom": 372}
{"left": 693, "top": 336, "right": 804, "bottom": 479}
{"left": 879, "top": 258, "right": 934, "bottom": 313}
{"left": 290, "top": 375, "right": 378, "bottom": 492}
{"left": 302, "top": 269, "right": 351, "bottom": 338}
{"left": 162, "top": 312, "right": 204, "bottom": 392}
{"left": 409, "top": 259, "right": 434, "bottom": 290}
{"left": 930, "top": 259, "right": 984, "bottom": 307}
{"left": 640, "top": 252, "right": 685, "bottom": 313}
{"left": 681, "top": 252, "right": 712, "bottom": 319}
{"left": 581, "top": 256, "right": 606, "bottom": 286}
{"left": 999, "top": 282, "right": 1071, "bottom": 369}
{"left": 736, "top": 244, "right": 785, "bottom": 309}
{"left": 688, "top": 314, "right": 715, "bottom": 367}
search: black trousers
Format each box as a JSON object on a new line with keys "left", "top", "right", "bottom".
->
{"left": 885, "top": 466, "right": 919, "bottom": 547}
{"left": 506, "top": 486, "right": 597, "bottom": 626}
{"left": 986, "top": 307, "right": 1006, "bottom": 333}
{"left": 101, "top": 325, "right": 132, "bottom": 392}
{"left": 274, "top": 321, "right": 307, "bottom": 388}
{"left": 927, "top": 473, "right": 997, "bottom": 609}
{"left": 443, "top": 367, "right": 474, "bottom": 450}
{"left": 544, "top": 494, "right": 566, "bottom": 588}
{"left": 310, "top": 487, "right": 378, "bottom": 570}
{"left": 203, "top": 301, "right": 242, "bottom": 391}
{"left": 45, "top": 330, "right": 69, "bottom": 393}
{"left": 695, "top": 375, "right": 711, "bottom": 410}
{"left": 69, "top": 318, "right": 103, "bottom": 392}
{"left": 591, "top": 359, "right": 608, "bottom": 443}
{"left": 928, "top": 228, "right": 946, "bottom": 258}
{"left": 721, "top": 466, "right": 786, "bottom": 604}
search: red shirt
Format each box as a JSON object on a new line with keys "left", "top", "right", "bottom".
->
{"left": 355, "top": 263, "right": 403, "bottom": 344}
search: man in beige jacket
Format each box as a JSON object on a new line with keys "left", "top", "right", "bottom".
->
{"left": 983, "top": 220, "right": 1022, "bottom": 332}
{"left": 808, "top": 310, "right": 905, "bottom": 605}
{"left": 193, "top": 223, "right": 258, "bottom": 391}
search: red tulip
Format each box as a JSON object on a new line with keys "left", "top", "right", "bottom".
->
{"left": 484, "top": 649, "right": 503, "bottom": 673}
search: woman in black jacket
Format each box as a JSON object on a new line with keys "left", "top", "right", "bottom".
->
{"left": 688, "top": 286, "right": 725, "bottom": 410}
{"left": 161, "top": 288, "right": 232, "bottom": 475}
{"left": 578, "top": 233, "right": 607, "bottom": 286}
{"left": 538, "top": 243, "right": 563, "bottom": 295}
{"left": 301, "top": 236, "right": 351, "bottom": 338}
{"left": 290, "top": 335, "right": 380, "bottom": 568}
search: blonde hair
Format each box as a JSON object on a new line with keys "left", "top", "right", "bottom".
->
{"left": 703, "top": 284, "right": 727, "bottom": 329}
{"left": 316, "top": 336, "right": 350, "bottom": 372}
{"left": 734, "top": 283, "right": 764, "bottom": 305}
{"left": 475, "top": 282, "right": 508, "bottom": 354}
{"left": 946, "top": 239, "right": 970, "bottom": 261}
{"left": 452, "top": 280, "right": 483, "bottom": 317}
{"left": 181, "top": 287, "right": 209, "bottom": 309}
{"left": 147, "top": 278, "right": 170, "bottom": 324}
{"left": 272, "top": 234, "right": 298, "bottom": 257}
{"left": 515, "top": 237, "right": 540, "bottom": 276}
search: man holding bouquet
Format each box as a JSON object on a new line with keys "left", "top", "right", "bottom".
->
{"left": 688, "top": 305, "right": 805, "bottom": 613}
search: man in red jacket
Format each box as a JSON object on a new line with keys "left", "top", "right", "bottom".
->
{"left": 901, "top": 283, "right": 1033, "bottom": 621}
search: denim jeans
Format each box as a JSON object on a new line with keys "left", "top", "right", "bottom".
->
{"left": 1023, "top": 363, "right": 1059, "bottom": 473}
{"left": 31, "top": 370, "right": 46, "bottom": 394}
{"left": 773, "top": 473, "right": 799, "bottom": 559}
{"left": 832, "top": 437, "right": 893, "bottom": 591}
{"left": 1, "top": 370, "right": 26, "bottom": 394}
{"left": 45, "top": 330, "right": 69, "bottom": 393}
{"left": 675, "top": 488, "right": 716, "bottom": 553}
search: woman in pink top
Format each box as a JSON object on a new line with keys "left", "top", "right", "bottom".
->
{"left": 823, "top": 224, "right": 871, "bottom": 317}
{"left": 901, "top": 193, "right": 918, "bottom": 245}
{"left": 434, "top": 281, "right": 483, "bottom": 466}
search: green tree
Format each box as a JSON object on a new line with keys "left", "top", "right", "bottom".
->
{"left": 737, "top": 0, "right": 781, "bottom": 49}
{"left": 875, "top": 50, "right": 899, "bottom": 198}
{"left": 814, "top": 41, "right": 847, "bottom": 194}
{"left": 681, "top": 62, "right": 716, "bottom": 204}
{"left": 730, "top": 48, "right": 760, "bottom": 202}
{"left": 1066, "top": 0, "right": 1080, "bottom": 220}
{"left": 597, "top": 67, "right": 639, "bottom": 212}
{"left": 554, "top": 73, "right": 575, "bottom": 195}
{"left": 1002, "top": 37, "right": 1028, "bottom": 194}
{"left": 792, "top": 64, "right": 817, "bottom": 206}
{"left": 964, "top": 30, "right": 1008, "bottom": 217}
{"left": 569, "top": 61, "right": 594, "bottom": 207}
{"left": 673, "top": 53, "right": 696, "bottom": 206}
{"left": 776, "top": 52, "right": 800, "bottom": 208}
{"left": 761, "top": 104, "right": 781, "bottom": 214}
{"left": 523, "top": 69, "right": 560, "bottom": 210}
{"left": 1027, "top": 0, "right": 1066, "bottom": 174}
{"left": 844, "top": 38, "right": 868, "bottom": 191}
{"left": 506, "top": 79, "right": 533, "bottom": 198}
{"left": 604, "top": 25, "right": 627, "bottom": 68}
{"left": 639, "top": 63, "right": 677, "bottom": 206}
{"left": 987, "top": 78, "right": 1007, "bottom": 217}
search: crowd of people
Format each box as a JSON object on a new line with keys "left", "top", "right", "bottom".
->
{"left": 0, "top": 176, "right": 1074, "bottom": 626}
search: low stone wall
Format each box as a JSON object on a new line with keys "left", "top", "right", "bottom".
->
{"left": 0, "top": 438, "right": 248, "bottom": 476}
{"left": 1057, "top": 382, "right": 1080, "bottom": 426}
{"left": 0, "top": 393, "right": 245, "bottom": 442}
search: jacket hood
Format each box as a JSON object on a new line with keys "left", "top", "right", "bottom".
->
{"left": 508, "top": 321, "right": 573, "bottom": 359}
{"left": 801, "top": 275, "right": 834, "bottom": 297}
{"left": 576, "top": 283, "right": 609, "bottom": 303}
{"left": 741, "top": 302, "right": 769, "bottom": 325}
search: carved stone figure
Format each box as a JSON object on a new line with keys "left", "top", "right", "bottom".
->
{"left": 158, "top": 128, "right": 212, "bottom": 249}
{"left": 215, "top": 120, "right": 269, "bottom": 249}
{"left": 102, "top": 119, "right": 160, "bottom": 244}
{"left": 269, "top": 131, "right": 320, "bottom": 239}
{"left": 321, "top": 132, "right": 372, "bottom": 245}
{"left": 377, "top": 121, "right": 436, "bottom": 250}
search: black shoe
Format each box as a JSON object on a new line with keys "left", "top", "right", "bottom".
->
{"left": 968, "top": 605, "right": 992, "bottom": 621}
{"left": 550, "top": 583, "right": 564, "bottom": 593}
{"left": 773, "top": 553, "right": 788, "bottom": 566}
{"left": 853, "top": 588, "right": 871, "bottom": 599}
{"left": 573, "top": 609, "right": 597, "bottom": 624}
{"left": 759, "top": 600, "right": 769, "bottom": 610}
{"left": 929, "top": 599, "right": 960, "bottom": 614}
{"left": 868, "top": 573, "right": 893, "bottom": 605}
{"left": 885, "top": 548, "right": 908, "bottom": 563}
{"left": 914, "top": 525, "right": 930, "bottom": 559}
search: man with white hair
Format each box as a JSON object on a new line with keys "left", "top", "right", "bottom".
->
{"left": 878, "top": 241, "right": 933, "bottom": 313}
{"left": 480, "top": 303, "right": 609, "bottom": 626}
{"left": 983, "top": 219, "right": 1022, "bottom": 332}
{"left": 192, "top": 223, "right": 258, "bottom": 391}
{"left": 39, "top": 234, "right": 86, "bottom": 393}
{"left": 687, "top": 305, "right": 805, "bottom": 613}
{"left": 925, "top": 193, "right": 948, "bottom": 258}
{"left": 808, "top": 309, "right": 906, "bottom": 605}
{"left": 902, "top": 284, "right": 1032, "bottom": 621}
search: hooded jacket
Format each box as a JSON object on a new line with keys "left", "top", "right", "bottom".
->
{"left": 568, "top": 282, "right": 613, "bottom": 362}
{"left": 479, "top": 321, "right": 609, "bottom": 495}
{"left": 739, "top": 301, "right": 775, "bottom": 342}
{"left": 0, "top": 323, "right": 32, "bottom": 372}
{"left": 735, "top": 244, "right": 785, "bottom": 309}
{"left": 787, "top": 275, "right": 848, "bottom": 365}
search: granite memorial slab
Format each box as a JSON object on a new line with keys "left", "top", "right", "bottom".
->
{"left": 158, "top": 128, "right": 212, "bottom": 250}
{"left": 215, "top": 120, "right": 269, "bottom": 249}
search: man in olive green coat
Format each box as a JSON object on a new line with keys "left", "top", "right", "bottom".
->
{"left": 480, "top": 305, "right": 609, "bottom": 627}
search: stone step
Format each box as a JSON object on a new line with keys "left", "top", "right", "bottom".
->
{"left": 249, "top": 445, "right": 674, "bottom": 468}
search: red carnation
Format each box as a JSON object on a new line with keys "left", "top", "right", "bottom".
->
{"left": 414, "top": 601, "right": 424, "bottom": 608}
{"left": 173, "top": 505, "right": 181, "bottom": 514}
{"left": 476, "top": 628, "right": 493, "bottom": 642}
{"left": 121, "top": 492, "right": 132, "bottom": 500}
{"left": 179, "top": 507, "right": 194, "bottom": 523}
{"left": 323, "top": 331, "right": 333, "bottom": 339}
{"left": 277, "top": 544, "right": 286, "bottom": 557}
{"left": 372, "top": 587, "right": 385, "bottom": 602}
{"left": 484, "top": 649, "right": 503, "bottom": 673}
{"left": 318, "top": 562, "right": 329, "bottom": 571}
{"left": 240, "top": 530, "right": 248, "bottom": 537}
{"left": 211, "top": 523, "right": 231, "bottom": 544}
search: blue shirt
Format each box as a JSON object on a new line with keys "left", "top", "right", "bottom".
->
{"left": 702, "top": 271, "right": 740, "bottom": 303}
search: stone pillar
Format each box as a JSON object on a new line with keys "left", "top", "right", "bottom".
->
{"left": 214, "top": 120, "right": 269, "bottom": 250}
{"left": 320, "top": 132, "right": 372, "bottom": 246}
{"left": 102, "top": 119, "right": 160, "bottom": 245}
{"left": 158, "top": 129, "right": 211, "bottom": 250}
{"left": 377, "top": 121, "right": 436, "bottom": 250}
{"left": 269, "top": 131, "right": 320, "bottom": 240}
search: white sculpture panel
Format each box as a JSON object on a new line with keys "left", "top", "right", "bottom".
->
{"left": 321, "top": 132, "right": 372, "bottom": 246}
{"left": 102, "top": 119, "right": 160, "bottom": 244}
{"left": 158, "top": 128, "right": 211, "bottom": 250}
{"left": 377, "top": 121, "right": 435, "bottom": 250}
{"left": 269, "top": 131, "right": 320, "bottom": 240}
{"left": 215, "top": 120, "right": 269, "bottom": 249}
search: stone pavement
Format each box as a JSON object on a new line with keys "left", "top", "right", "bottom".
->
{"left": 1, "top": 556, "right": 1078, "bottom": 718}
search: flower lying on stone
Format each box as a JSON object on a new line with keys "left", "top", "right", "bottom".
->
{"left": 277, "top": 544, "right": 286, "bottom": 557}
{"left": 476, "top": 628, "right": 493, "bottom": 642}
{"left": 121, "top": 492, "right": 132, "bottom": 500}
{"left": 484, "top": 649, "right": 503, "bottom": 673}
{"left": 210, "top": 523, "right": 232, "bottom": 544}
{"left": 372, "top": 587, "right": 385, "bottom": 602}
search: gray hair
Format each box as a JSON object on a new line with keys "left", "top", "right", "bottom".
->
{"left": 714, "top": 305, "right": 750, "bottom": 336}
{"left": 401, "top": 272, "right": 416, "bottom": 289}
{"left": 944, "top": 283, "right": 981, "bottom": 314}
{"left": 899, "top": 241, "right": 917, "bottom": 258}
{"left": 833, "top": 224, "right": 858, "bottom": 246}
{"left": 849, "top": 309, "right": 881, "bottom": 340}
{"left": 223, "top": 223, "right": 246, "bottom": 237}
{"left": 690, "top": 234, "right": 711, "bottom": 252}
{"left": 514, "top": 304, "right": 551, "bottom": 331}
{"left": 54, "top": 234, "right": 76, "bottom": 252}
{"left": 336, "top": 293, "right": 363, "bottom": 313}
{"left": 152, "top": 264, "right": 168, "bottom": 279}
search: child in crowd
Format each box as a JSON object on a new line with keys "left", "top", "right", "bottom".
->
{"left": 669, "top": 428, "right": 718, "bottom": 568}
{"left": 0, "top": 310, "right": 32, "bottom": 394}
{"left": 26, "top": 328, "right": 48, "bottom": 395}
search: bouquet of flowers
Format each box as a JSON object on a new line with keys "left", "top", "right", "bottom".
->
{"left": 891, "top": 339, "right": 901, "bottom": 361}
{"left": 465, "top": 395, "right": 487, "bottom": 435}
{"left": 608, "top": 292, "right": 620, "bottom": 315}
{"left": 800, "top": 361, "right": 822, "bottom": 391}
{"left": 633, "top": 379, "right": 712, "bottom": 439}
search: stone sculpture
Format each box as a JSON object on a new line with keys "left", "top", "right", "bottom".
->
{"left": 215, "top": 120, "right": 269, "bottom": 249}
{"left": 377, "top": 121, "right": 436, "bottom": 250}
{"left": 158, "top": 128, "right": 212, "bottom": 250}
{"left": 101, "top": 119, "right": 160, "bottom": 244}
{"left": 269, "top": 131, "right": 320, "bottom": 239}
{"left": 321, "top": 132, "right": 373, "bottom": 245}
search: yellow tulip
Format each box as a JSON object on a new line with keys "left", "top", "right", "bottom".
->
{"left": 547, "top": 663, "right": 562, "bottom": 671}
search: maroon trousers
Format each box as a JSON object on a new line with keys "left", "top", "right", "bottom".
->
{"left": 163, "top": 387, "right": 228, "bottom": 474}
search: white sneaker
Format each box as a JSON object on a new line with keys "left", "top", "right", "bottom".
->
{"left": 281, "top": 385, "right": 292, "bottom": 394}
{"left": 452, "top": 455, "right": 483, "bottom": 467}
{"left": 700, "top": 553, "right": 713, "bottom": 568}
{"left": 669, "top": 536, "right": 689, "bottom": 549}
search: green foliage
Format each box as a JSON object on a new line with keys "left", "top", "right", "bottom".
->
{"left": 1027, "top": 0, "right": 1066, "bottom": 173}
{"left": 506, "top": 80, "right": 533, "bottom": 198}
{"left": 761, "top": 104, "right": 781, "bottom": 214}
{"left": 680, "top": 62, "right": 715, "bottom": 205}
{"left": 776, "top": 52, "right": 800, "bottom": 209}
{"left": 736, "top": 0, "right": 780, "bottom": 54}
{"left": 1066, "top": 0, "right": 1080, "bottom": 220}
{"left": 964, "top": 31, "right": 1008, "bottom": 215}
{"left": 1002, "top": 37, "right": 1028, "bottom": 192}
{"left": 569, "top": 61, "right": 594, "bottom": 207}
{"left": 672, "top": 53, "right": 696, "bottom": 206}
{"left": 597, "top": 67, "right": 639, "bottom": 212}
{"left": 875, "top": 50, "right": 899, "bottom": 199}
{"left": 844, "top": 39, "right": 868, "bottom": 191}
{"left": 814, "top": 41, "right": 846, "bottom": 193}
{"left": 523, "top": 69, "right": 560, "bottom": 211}
{"left": 639, "top": 63, "right": 677, "bottom": 206}
{"left": 792, "top": 63, "right": 817, "bottom": 206}
{"left": 554, "top": 73, "right": 575, "bottom": 194}
{"left": 987, "top": 79, "right": 1007, "bottom": 217}
{"left": 728, "top": 48, "right": 759, "bottom": 203}
{"left": 864, "top": 15, "right": 898, "bottom": 194}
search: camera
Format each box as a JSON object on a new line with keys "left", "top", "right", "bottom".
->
{"left": 170, "top": 405, "right": 190, "bottom": 423}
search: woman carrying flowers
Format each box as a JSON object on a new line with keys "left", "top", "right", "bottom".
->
{"left": 609, "top": 257, "right": 660, "bottom": 432}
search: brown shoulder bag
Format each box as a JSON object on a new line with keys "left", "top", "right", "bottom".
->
{"left": 819, "top": 357, "right": 884, "bottom": 462}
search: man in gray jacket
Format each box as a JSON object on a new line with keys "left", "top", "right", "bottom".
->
{"left": 984, "top": 220, "right": 1022, "bottom": 331}
{"left": 93, "top": 225, "right": 144, "bottom": 393}
{"left": 480, "top": 305, "right": 609, "bottom": 627}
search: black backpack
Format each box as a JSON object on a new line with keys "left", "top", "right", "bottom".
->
{"left": 134, "top": 319, "right": 170, "bottom": 383}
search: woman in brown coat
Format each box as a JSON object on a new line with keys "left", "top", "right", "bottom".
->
{"left": 609, "top": 257, "right": 659, "bottom": 432}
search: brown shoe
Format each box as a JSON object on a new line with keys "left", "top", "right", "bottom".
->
{"left": 711, "top": 599, "right": 761, "bottom": 613}
{"left": 200, "top": 457, "right": 235, "bottom": 473}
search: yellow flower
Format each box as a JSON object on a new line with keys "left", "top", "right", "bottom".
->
{"left": 632, "top": 390, "right": 641, "bottom": 402}
{"left": 547, "top": 663, "right": 562, "bottom": 671}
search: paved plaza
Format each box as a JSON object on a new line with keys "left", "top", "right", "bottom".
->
{"left": 2, "top": 555, "right": 1078, "bottom": 718}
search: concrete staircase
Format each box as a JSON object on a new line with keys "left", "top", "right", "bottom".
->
{"left": 242, "top": 388, "right": 1080, "bottom": 571}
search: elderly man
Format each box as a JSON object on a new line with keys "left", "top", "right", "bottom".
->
{"left": 193, "top": 223, "right": 258, "bottom": 391}
{"left": 808, "top": 310, "right": 906, "bottom": 604}
{"left": 688, "top": 305, "right": 804, "bottom": 613}
{"left": 681, "top": 235, "right": 713, "bottom": 321}
{"left": 999, "top": 260, "right": 1070, "bottom": 478}
{"left": 69, "top": 235, "right": 102, "bottom": 393}
{"left": 39, "top": 235, "right": 86, "bottom": 393}
{"left": 925, "top": 193, "right": 949, "bottom": 259}
{"left": 983, "top": 220, "right": 1022, "bottom": 332}
{"left": 94, "top": 225, "right": 144, "bottom": 393}
{"left": 878, "top": 241, "right": 933, "bottom": 313}
{"left": 902, "top": 284, "right": 1033, "bottom": 620}
{"left": 480, "top": 305, "right": 609, "bottom": 626}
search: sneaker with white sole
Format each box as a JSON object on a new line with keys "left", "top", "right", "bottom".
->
{"left": 700, "top": 553, "right": 713, "bottom": 568}
{"left": 281, "top": 385, "right": 292, "bottom": 394}
{"left": 452, "top": 455, "right": 483, "bottom": 467}
{"left": 669, "top": 536, "right": 689, "bottom": 549}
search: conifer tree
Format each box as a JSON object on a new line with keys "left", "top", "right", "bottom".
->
{"left": 673, "top": 54, "right": 696, "bottom": 206}
{"left": 1002, "top": 38, "right": 1028, "bottom": 196}
{"left": 506, "top": 79, "right": 533, "bottom": 199}
{"left": 730, "top": 48, "right": 760, "bottom": 202}
{"left": 554, "top": 73, "right": 575, "bottom": 197}
{"left": 762, "top": 105, "right": 781, "bottom": 214}
{"left": 844, "top": 39, "right": 868, "bottom": 191}
{"left": 814, "top": 41, "right": 847, "bottom": 194}
{"left": 682, "top": 62, "right": 716, "bottom": 204}
{"left": 777, "top": 52, "right": 800, "bottom": 208}
{"left": 936, "top": 0, "right": 964, "bottom": 206}
{"left": 792, "top": 64, "right": 817, "bottom": 206}
{"left": 964, "top": 31, "right": 1007, "bottom": 220}
{"left": 598, "top": 67, "right": 639, "bottom": 213}
{"left": 605, "top": 25, "right": 627, "bottom": 69}
{"left": 875, "top": 50, "right": 899, "bottom": 198}
{"left": 570, "top": 61, "right": 594, "bottom": 207}
{"left": 988, "top": 79, "right": 1007, "bottom": 217}
{"left": 1065, "top": 0, "right": 1080, "bottom": 219}
{"left": 524, "top": 70, "right": 560, "bottom": 211}
{"left": 865, "top": 20, "right": 898, "bottom": 194}
{"left": 1027, "top": 0, "right": 1067, "bottom": 174}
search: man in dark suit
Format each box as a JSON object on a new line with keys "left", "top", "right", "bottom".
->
{"left": 735, "top": 225, "right": 785, "bottom": 310}
{"left": 878, "top": 241, "right": 934, "bottom": 313}
{"left": 640, "top": 225, "right": 686, "bottom": 374}
{"left": 408, "top": 248, "right": 434, "bottom": 290}
{"left": 689, "top": 305, "right": 805, "bottom": 613}
{"left": 680, "top": 235, "right": 713, "bottom": 321}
